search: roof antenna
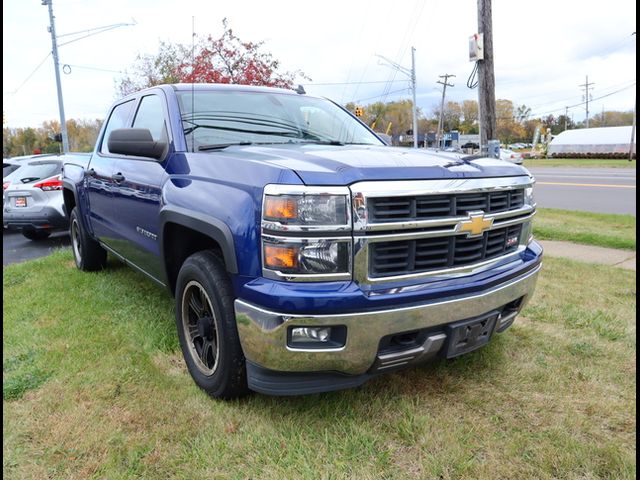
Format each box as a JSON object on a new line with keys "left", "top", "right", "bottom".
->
{"left": 191, "top": 16, "right": 195, "bottom": 152}
{"left": 295, "top": 84, "right": 306, "bottom": 95}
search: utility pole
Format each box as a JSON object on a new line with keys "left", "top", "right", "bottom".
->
{"left": 436, "top": 74, "right": 455, "bottom": 148}
{"left": 43, "top": 0, "right": 69, "bottom": 153}
{"left": 376, "top": 47, "right": 418, "bottom": 148}
{"left": 411, "top": 47, "right": 418, "bottom": 149}
{"left": 630, "top": 96, "right": 636, "bottom": 162}
{"left": 564, "top": 106, "right": 569, "bottom": 131}
{"left": 580, "top": 75, "right": 595, "bottom": 128}
{"left": 477, "top": 0, "right": 497, "bottom": 152}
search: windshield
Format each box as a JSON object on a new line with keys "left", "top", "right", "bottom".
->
{"left": 177, "top": 90, "right": 383, "bottom": 151}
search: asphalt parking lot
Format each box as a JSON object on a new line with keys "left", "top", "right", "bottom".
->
{"left": 3, "top": 229, "right": 71, "bottom": 266}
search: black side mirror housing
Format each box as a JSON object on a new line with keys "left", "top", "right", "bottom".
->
{"left": 107, "top": 128, "right": 166, "bottom": 160}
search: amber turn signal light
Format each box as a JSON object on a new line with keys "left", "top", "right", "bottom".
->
{"left": 264, "top": 197, "right": 297, "bottom": 220}
{"left": 264, "top": 245, "right": 299, "bottom": 269}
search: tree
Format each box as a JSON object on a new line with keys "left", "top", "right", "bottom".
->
{"left": 460, "top": 100, "right": 479, "bottom": 133}
{"left": 495, "top": 99, "right": 526, "bottom": 143}
{"left": 442, "top": 101, "right": 462, "bottom": 132}
{"left": 515, "top": 104, "right": 531, "bottom": 124}
{"left": 373, "top": 100, "right": 421, "bottom": 139}
{"left": 555, "top": 114, "right": 575, "bottom": 132}
{"left": 117, "top": 19, "right": 307, "bottom": 97}
{"left": 3, "top": 119, "right": 102, "bottom": 157}
{"left": 589, "top": 110, "right": 634, "bottom": 128}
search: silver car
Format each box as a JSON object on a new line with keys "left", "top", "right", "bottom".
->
{"left": 499, "top": 148, "right": 524, "bottom": 165}
{"left": 3, "top": 157, "right": 67, "bottom": 240}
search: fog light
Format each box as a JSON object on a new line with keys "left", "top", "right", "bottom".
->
{"left": 291, "top": 327, "right": 331, "bottom": 343}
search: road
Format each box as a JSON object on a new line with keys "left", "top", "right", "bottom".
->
{"left": 527, "top": 167, "right": 636, "bottom": 216}
{"left": 3, "top": 229, "right": 70, "bottom": 266}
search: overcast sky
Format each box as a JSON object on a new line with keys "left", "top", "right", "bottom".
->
{"left": 2, "top": 0, "right": 636, "bottom": 129}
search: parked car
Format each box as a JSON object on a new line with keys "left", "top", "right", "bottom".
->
{"left": 500, "top": 148, "right": 524, "bottom": 165}
{"left": 3, "top": 153, "right": 90, "bottom": 240}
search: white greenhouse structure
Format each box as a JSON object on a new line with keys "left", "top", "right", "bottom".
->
{"left": 547, "top": 126, "right": 636, "bottom": 158}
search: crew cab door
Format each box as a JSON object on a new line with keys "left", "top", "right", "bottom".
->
{"left": 109, "top": 93, "right": 170, "bottom": 281}
{"left": 86, "top": 99, "right": 136, "bottom": 243}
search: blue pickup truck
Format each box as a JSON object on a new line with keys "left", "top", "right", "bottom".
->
{"left": 62, "top": 84, "right": 542, "bottom": 398}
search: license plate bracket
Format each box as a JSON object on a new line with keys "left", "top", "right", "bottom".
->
{"left": 444, "top": 311, "right": 499, "bottom": 358}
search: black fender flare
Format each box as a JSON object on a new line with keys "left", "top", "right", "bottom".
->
{"left": 158, "top": 207, "right": 239, "bottom": 274}
{"left": 62, "top": 180, "right": 83, "bottom": 225}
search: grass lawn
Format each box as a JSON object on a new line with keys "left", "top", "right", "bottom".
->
{"left": 534, "top": 208, "right": 636, "bottom": 250}
{"left": 523, "top": 158, "right": 636, "bottom": 168}
{"left": 3, "top": 251, "right": 636, "bottom": 479}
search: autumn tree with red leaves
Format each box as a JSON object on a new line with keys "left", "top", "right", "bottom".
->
{"left": 117, "top": 18, "right": 307, "bottom": 97}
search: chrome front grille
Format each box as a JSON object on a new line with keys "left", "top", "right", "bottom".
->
{"left": 370, "top": 224, "right": 523, "bottom": 277}
{"left": 369, "top": 189, "right": 525, "bottom": 222}
{"left": 351, "top": 177, "right": 535, "bottom": 285}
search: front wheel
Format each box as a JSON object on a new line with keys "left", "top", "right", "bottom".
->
{"left": 175, "top": 251, "right": 248, "bottom": 399}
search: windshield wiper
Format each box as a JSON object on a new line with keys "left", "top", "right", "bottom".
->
{"left": 297, "top": 140, "right": 345, "bottom": 146}
{"left": 198, "top": 142, "right": 253, "bottom": 151}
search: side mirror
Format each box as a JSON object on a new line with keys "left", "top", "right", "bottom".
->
{"left": 107, "top": 128, "right": 166, "bottom": 160}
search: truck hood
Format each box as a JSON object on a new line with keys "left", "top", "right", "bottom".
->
{"left": 218, "top": 144, "right": 531, "bottom": 185}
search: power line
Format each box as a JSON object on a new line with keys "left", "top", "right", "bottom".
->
{"left": 57, "top": 21, "right": 136, "bottom": 47}
{"left": 525, "top": 83, "right": 636, "bottom": 119}
{"left": 379, "top": 0, "right": 425, "bottom": 106}
{"left": 351, "top": 87, "right": 410, "bottom": 104}
{"left": 3, "top": 52, "right": 51, "bottom": 95}
{"left": 588, "top": 32, "right": 636, "bottom": 58}
{"left": 303, "top": 79, "right": 407, "bottom": 86}
{"left": 61, "top": 64, "right": 124, "bottom": 74}
{"left": 518, "top": 78, "right": 636, "bottom": 111}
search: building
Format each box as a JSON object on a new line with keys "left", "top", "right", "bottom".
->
{"left": 547, "top": 126, "right": 636, "bottom": 158}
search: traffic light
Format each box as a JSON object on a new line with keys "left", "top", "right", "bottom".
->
{"left": 354, "top": 106, "right": 364, "bottom": 117}
{"left": 54, "top": 133, "right": 63, "bottom": 143}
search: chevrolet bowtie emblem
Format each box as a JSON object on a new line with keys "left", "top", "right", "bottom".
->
{"left": 457, "top": 211, "right": 494, "bottom": 237}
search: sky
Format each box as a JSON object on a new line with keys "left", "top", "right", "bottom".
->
{"left": 2, "top": 0, "right": 637, "bottom": 129}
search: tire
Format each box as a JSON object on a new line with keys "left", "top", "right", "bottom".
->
{"left": 175, "top": 250, "right": 249, "bottom": 399}
{"left": 69, "top": 207, "right": 107, "bottom": 271}
{"left": 22, "top": 229, "right": 51, "bottom": 241}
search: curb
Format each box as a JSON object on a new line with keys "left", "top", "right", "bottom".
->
{"left": 538, "top": 240, "right": 636, "bottom": 271}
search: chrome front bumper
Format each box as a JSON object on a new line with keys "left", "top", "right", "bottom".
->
{"left": 235, "top": 263, "right": 541, "bottom": 375}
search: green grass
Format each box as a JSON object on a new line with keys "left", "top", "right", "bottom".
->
{"left": 3, "top": 251, "right": 637, "bottom": 479}
{"left": 534, "top": 208, "right": 636, "bottom": 250}
{"left": 523, "top": 158, "right": 636, "bottom": 168}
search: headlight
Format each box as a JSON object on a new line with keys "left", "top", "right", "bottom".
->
{"left": 263, "top": 194, "right": 348, "bottom": 226}
{"left": 263, "top": 238, "right": 351, "bottom": 276}
{"left": 262, "top": 185, "right": 352, "bottom": 281}
{"left": 524, "top": 186, "right": 535, "bottom": 206}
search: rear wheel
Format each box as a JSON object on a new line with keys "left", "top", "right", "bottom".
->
{"left": 22, "top": 229, "right": 51, "bottom": 241}
{"left": 70, "top": 207, "right": 107, "bottom": 271}
{"left": 175, "top": 250, "right": 248, "bottom": 399}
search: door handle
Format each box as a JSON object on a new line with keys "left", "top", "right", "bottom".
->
{"left": 112, "top": 173, "right": 126, "bottom": 183}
